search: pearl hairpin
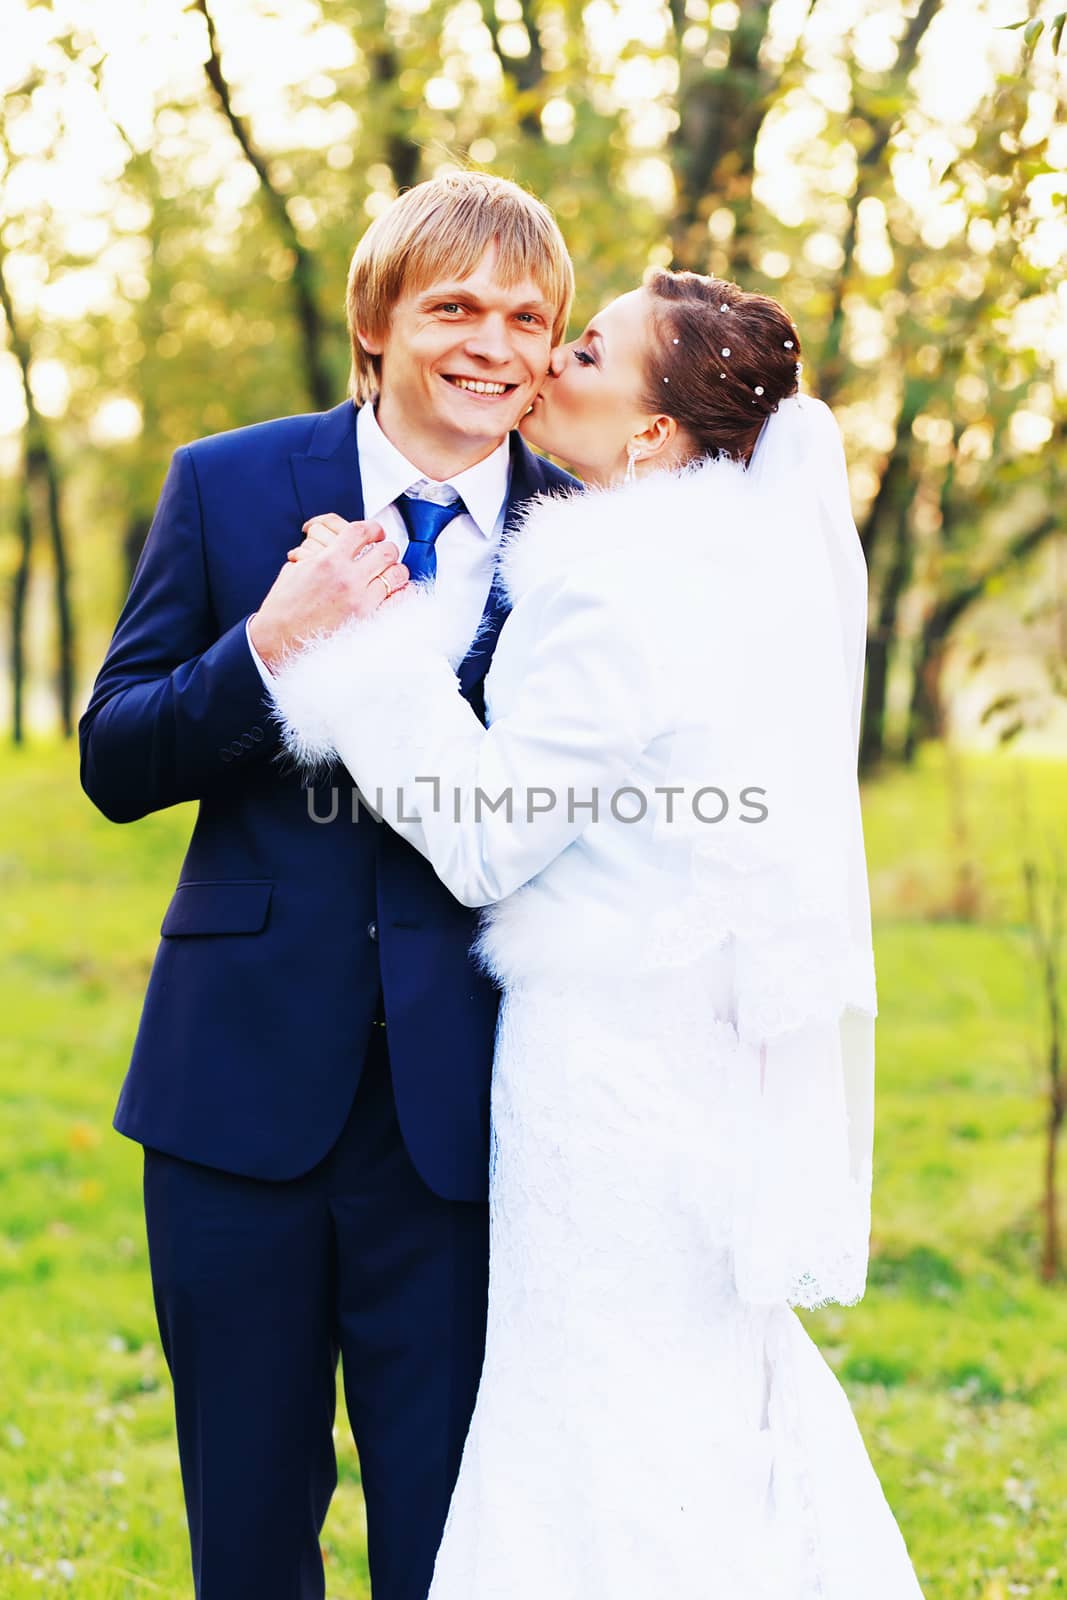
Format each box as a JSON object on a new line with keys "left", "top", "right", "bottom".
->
{"left": 784, "top": 340, "right": 794, "bottom": 350}
{"left": 720, "top": 304, "right": 729, "bottom": 312}
{"left": 672, "top": 337, "right": 680, "bottom": 344}
{"left": 754, "top": 386, "right": 764, "bottom": 396}
{"left": 721, "top": 347, "right": 731, "bottom": 357}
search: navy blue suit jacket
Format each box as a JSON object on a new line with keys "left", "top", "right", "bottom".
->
{"left": 79, "top": 400, "right": 576, "bottom": 1200}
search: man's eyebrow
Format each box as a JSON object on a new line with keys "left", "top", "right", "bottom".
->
{"left": 418, "top": 286, "right": 481, "bottom": 301}
{"left": 416, "top": 287, "right": 555, "bottom": 312}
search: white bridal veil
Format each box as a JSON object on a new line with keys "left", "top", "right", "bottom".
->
{"left": 651, "top": 394, "right": 877, "bottom": 1308}
{"left": 738, "top": 393, "right": 876, "bottom": 1308}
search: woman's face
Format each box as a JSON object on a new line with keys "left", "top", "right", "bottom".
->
{"left": 519, "top": 288, "right": 661, "bottom": 486}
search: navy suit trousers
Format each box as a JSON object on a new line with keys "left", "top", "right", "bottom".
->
{"left": 143, "top": 1015, "right": 490, "bottom": 1600}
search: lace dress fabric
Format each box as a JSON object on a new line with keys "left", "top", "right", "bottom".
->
{"left": 426, "top": 968, "right": 925, "bottom": 1600}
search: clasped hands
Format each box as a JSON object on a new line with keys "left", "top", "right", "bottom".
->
{"left": 248, "top": 515, "right": 410, "bottom": 674}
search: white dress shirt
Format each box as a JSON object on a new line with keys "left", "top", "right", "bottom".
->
{"left": 247, "top": 400, "right": 512, "bottom": 682}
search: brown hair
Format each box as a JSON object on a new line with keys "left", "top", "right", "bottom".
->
{"left": 641, "top": 270, "right": 801, "bottom": 463}
{"left": 346, "top": 172, "right": 575, "bottom": 403}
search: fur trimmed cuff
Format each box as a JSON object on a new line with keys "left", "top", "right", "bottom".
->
{"left": 266, "top": 584, "right": 462, "bottom": 777}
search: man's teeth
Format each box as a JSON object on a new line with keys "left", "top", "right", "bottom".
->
{"left": 450, "top": 378, "right": 510, "bottom": 395}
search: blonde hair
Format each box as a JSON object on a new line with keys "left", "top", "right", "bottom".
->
{"left": 346, "top": 172, "right": 574, "bottom": 402}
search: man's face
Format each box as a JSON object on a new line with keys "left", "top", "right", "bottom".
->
{"left": 361, "top": 242, "right": 556, "bottom": 461}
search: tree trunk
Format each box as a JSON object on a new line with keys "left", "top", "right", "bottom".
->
{"left": 481, "top": 0, "right": 547, "bottom": 138}
{"left": 903, "top": 511, "right": 1059, "bottom": 759}
{"left": 669, "top": 0, "right": 775, "bottom": 272}
{"left": 902, "top": 640, "right": 942, "bottom": 762}
{"left": 9, "top": 474, "right": 32, "bottom": 746}
{"left": 38, "top": 446, "right": 75, "bottom": 735}
{"left": 859, "top": 467, "right": 913, "bottom": 771}
{"left": 369, "top": 39, "right": 421, "bottom": 191}
{"left": 1, "top": 248, "right": 76, "bottom": 740}
{"left": 1044, "top": 1088, "right": 1064, "bottom": 1283}
{"left": 820, "top": 0, "right": 942, "bottom": 406}
{"left": 815, "top": 0, "right": 947, "bottom": 767}
{"left": 860, "top": 622, "right": 899, "bottom": 771}
{"left": 194, "top": 0, "right": 333, "bottom": 411}
{"left": 123, "top": 512, "right": 152, "bottom": 590}
{"left": 854, "top": 369, "right": 931, "bottom": 765}
{"left": 1023, "top": 857, "right": 1065, "bottom": 1284}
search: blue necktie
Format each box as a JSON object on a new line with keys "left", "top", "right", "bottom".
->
{"left": 395, "top": 493, "right": 466, "bottom": 582}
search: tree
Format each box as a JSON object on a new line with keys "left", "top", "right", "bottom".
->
{"left": 0, "top": 115, "right": 76, "bottom": 740}
{"left": 1022, "top": 844, "right": 1066, "bottom": 1282}
{"left": 192, "top": 0, "right": 333, "bottom": 411}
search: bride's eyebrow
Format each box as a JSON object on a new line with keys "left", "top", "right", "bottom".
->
{"left": 584, "top": 327, "right": 605, "bottom": 354}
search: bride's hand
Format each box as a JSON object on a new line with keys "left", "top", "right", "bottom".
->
{"left": 286, "top": 513, "right": 410, "bottom": 610}
{"left": 250, "top": 514, "right": 411, "bottom": 672}
{"left": 287, "top": 513, "right": 371, "bottom": 563}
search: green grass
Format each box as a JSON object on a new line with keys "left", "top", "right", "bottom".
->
{"left": 2, "top": 739, "right": 1065, "bottom": 1597}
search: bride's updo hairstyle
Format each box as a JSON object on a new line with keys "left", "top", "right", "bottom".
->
{"left": 642, "top": 270, "right": 801, "bottom": 464}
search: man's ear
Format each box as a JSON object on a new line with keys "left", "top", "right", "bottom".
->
{"left": 357, "top": 325, "right": 384, "bottom": 357}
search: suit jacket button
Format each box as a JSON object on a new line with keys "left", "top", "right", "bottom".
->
{"left": 240, "top": 733, "right": 254, "bottom": 748}
{"left": 367, "top": 921, "right": 378, "bottom": 942}
{"left": 230, "top": 739, "right": 244, "bottom": 756}
{"left": 220, "top": 748, "right": 233, "bottom": 763}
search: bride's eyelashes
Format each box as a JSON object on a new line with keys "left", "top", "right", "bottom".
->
{"left": 574, "top": 348, "right": 597, "bottom": 368}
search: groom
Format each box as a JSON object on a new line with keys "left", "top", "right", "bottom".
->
{"left": 78, "top": 172, "right": 576, "bottom": 1600}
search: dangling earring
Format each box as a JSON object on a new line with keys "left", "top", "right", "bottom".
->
{"left": 625, "top": 445, "right": 639, "bottom": 486}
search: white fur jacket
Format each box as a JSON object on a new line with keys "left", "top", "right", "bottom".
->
{"left": 269, "top": 443, "right": 880, "bottom": 1310}
{"left": 268, "top": 451, "right": 875, "bottom": 1038}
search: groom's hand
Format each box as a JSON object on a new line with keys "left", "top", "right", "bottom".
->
{"left": 249, "top": 517, "right": 409, "bottom": 673}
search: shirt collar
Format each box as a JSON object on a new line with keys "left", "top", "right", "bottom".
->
{"left": 357, "top": 401, "right": 511, "bottom": 540}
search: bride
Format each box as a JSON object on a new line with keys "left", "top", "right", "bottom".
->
{"left": 269, "top": 269, "right": 926, "bottom": 1599}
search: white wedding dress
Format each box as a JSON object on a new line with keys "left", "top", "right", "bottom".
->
{"left": 424, "top": 969, "right": 922, "bottom": 1599}
{"left": 270, "top": 399, "right": 927, "bottom": 1598}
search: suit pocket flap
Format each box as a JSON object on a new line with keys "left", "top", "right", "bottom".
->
{"left": 161, "top": 881, "right": 273, "bottom": 937}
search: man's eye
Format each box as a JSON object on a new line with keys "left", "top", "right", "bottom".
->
{"left": 574, "top": 349, "right": 596, "bottom": 367}
{"left": 438, "top": 302, "right": 462, "bottom": 314}
{"left": 516, "top": 313, "right": 542, "bottom": 325}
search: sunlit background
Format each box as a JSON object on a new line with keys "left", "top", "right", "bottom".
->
{"left": 0, "top": 0, "right": 1064, "bottom": 758}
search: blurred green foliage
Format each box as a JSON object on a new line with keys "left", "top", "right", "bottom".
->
{"left": 0, "top": 0, "right": 1064, "bottom": 762}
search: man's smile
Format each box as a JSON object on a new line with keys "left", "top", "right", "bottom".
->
{"left": 442, "top": 375, "right": 520, "bottom": 398}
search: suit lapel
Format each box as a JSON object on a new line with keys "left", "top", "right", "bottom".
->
{"left": 289, "top": 400, "right": 364, "bottom": 529}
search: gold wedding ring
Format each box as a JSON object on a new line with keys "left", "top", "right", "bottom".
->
{"left": 374, "top": 571, "right": 393, "bottom": 599}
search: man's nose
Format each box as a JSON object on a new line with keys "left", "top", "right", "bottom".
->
{"left": 464, "top": 315, "right": 514, "bottom": 365}
{"left": 548, "top": 345, "right": 568, "bottom": 378}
